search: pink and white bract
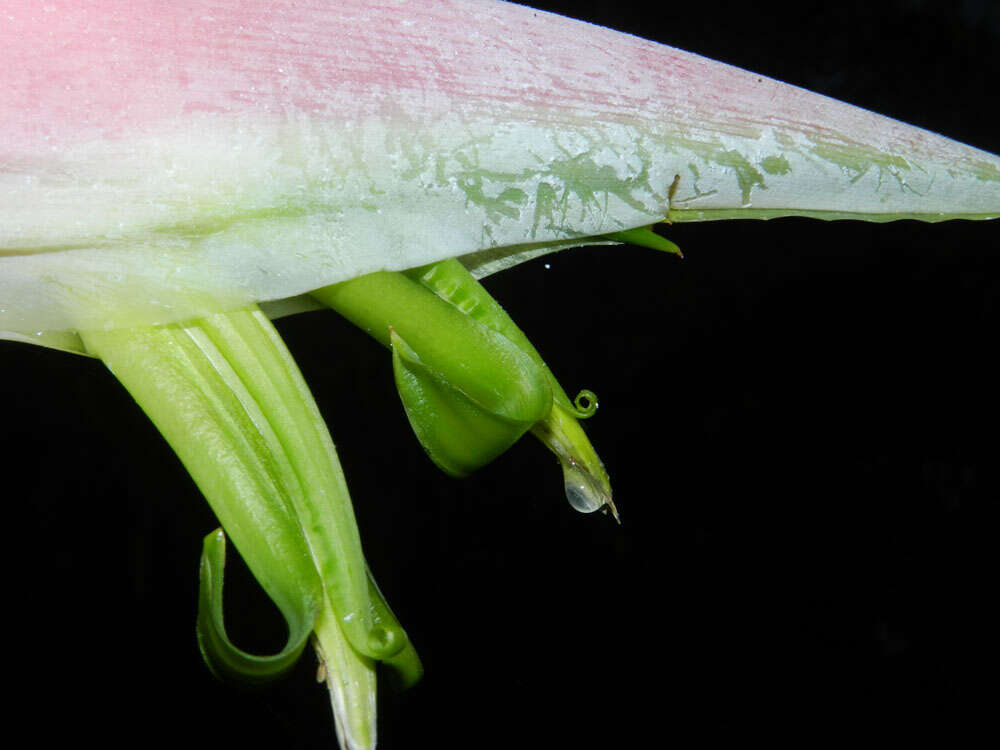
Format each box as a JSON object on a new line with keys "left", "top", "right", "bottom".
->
{"left": 2, "top": 0, "right": 997, "bottom": 346}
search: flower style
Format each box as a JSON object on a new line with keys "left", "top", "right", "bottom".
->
{"left": 1, "top": 1, "right": 997, "bottom": 748}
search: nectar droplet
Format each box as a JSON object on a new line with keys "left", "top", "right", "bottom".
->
{"left": 562, "top": 459, "right": 607, "bottom": 514}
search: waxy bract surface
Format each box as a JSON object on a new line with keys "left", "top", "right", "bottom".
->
{"left": 2, "top": 0, "right": 998, "bottom": 342}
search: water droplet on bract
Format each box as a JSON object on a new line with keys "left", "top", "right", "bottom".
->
{"left": 562, "top": 460, "right": 605, "bottom": 513}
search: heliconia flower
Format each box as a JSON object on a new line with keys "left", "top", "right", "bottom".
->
{"left": 1, "top": 1, "right": 997, "bottom": 749}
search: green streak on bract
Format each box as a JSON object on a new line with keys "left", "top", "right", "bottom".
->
{"left": 456, "top": 172, "right": 529, "bottom": 222}
{"left": 761, "top": 155, "right": 792, "bottom": 176}
{"left": 717, "top": 149, "right": 767, "bottom": 205}
{"left": 674, "top": 138, "right": 767, "bottom": 205}
{"left": 967, "top": 157, "right": 1000, "bottom": 183}
{"left": 532, "top": 181, "right": 560, "bottom": 237}
{"left": 539, "top": 148, "right": 656, "bottom": 221}
{"left": 809, "top": 141, "right": 910, "bottom": 184}
{"left": 450, "top": 138, "right": 657, "bottom": 241}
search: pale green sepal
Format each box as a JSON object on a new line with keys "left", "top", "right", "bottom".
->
{"left": 0, "top": 329, "right": 89, "bottom": 356}
{"left": 258, "top": 294, "right": 324, "bottom": 320}
{"left": 313, "top": 603, "right": 378, "bottom": 750}
{"left": 197, "top": 528, "right": 316, "bottom": 686}
{"left": 391, "top": 328, "right": 542, "bottom": 477}
{"left": 458, "top": 237, "right": 621, "bottom": 284}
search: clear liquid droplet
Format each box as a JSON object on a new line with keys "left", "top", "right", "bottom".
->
{"left": 562, "top": 460, "right": 605, "bottom": 513}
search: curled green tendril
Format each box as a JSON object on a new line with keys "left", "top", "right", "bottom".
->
{"left": 197, "top": 528, "right": 317, "bottom": 686}
{"left": 573, "top": 389, "right": 599, "bottom": 418}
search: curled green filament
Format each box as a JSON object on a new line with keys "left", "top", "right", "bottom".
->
{"left": 572, "top": 389, "right": 599, "bottom": 418}
{"left": 197, "top": 528, "right": 317, "bottom": 685}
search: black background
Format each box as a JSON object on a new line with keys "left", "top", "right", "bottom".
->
{"left": 3, "top": 1, "right": 998, "bottom": 746}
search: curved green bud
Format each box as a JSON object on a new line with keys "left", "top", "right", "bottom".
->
{"left": 391, "top": 328, "right": 541, "bottom": 476}
{"left": 405, "top": 259, "right": 617, "bottom": 519}
{"left": 403, "top": 259, "right": 585, "bottom": 418}
{"left": 197, "top": 528, "right": 317, "bottom": 686}
{"left": 316, "top": 258, "right": 617, "bottom": 517}
{"left": 313, "top": 272, "right": 553, "bottom": 476}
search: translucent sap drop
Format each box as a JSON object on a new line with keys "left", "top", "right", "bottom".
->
{"left": 562, "top": 460, "right": 605, "bottom": 513}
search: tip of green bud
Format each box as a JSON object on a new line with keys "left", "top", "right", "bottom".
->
{"left": 532, "top": 402, "right": 617, "bottom": 522}
{"left": 602, "top": 226, "right": 682, "bottom": 258}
